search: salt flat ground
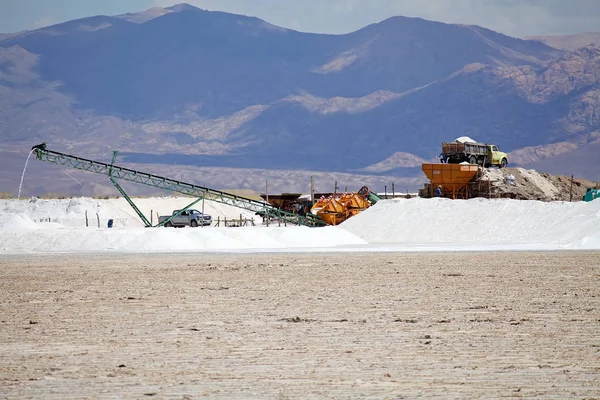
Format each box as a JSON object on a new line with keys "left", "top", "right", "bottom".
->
{"left": 0, "top": 252, "right": 598, "bottom": 399}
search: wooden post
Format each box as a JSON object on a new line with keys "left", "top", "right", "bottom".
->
{"left": 569, "top": 174, "right": 574, "bottom": 202}
{"left": 266, "top": 180, "right": 269, "bottom": 227}
{"left": 311, "top": 176, "right": 315, "bottom": 205}
{"left": 85, "top": 210, "right": 88, "bottom": 227}
{"left": 392, "top": 183, "right": 395, "bottom": 198}
{"left": 150, "top": 209, "right": 153, "bottom": 225}
{"left": 96, "top": 213, "right": 100, "bottom": 228}
{"left": 385, "top": 185, "right": 387, "bottom": 199}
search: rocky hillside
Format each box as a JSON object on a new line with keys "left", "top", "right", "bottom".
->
{"left": 484, "top": 46, "right": 600, "bottom": 147}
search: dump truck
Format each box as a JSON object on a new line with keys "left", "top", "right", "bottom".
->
{"left": 441, "top": 142, "right": 508, "bottom": 168}
{"left": 159, "top": 209, "right": 212, "bottom": 227}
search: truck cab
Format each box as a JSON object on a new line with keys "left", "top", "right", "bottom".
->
{"left": 489, "top": 145, "right": 508, "bottom": 168}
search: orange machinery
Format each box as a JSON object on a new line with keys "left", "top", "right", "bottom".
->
{"left": 310, "top": 187, "right": 375, "bottom": 225}
{"left": 422, "top": 163, "right": 479, "bottom": 199}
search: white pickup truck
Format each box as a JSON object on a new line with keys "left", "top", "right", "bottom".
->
{"left": 159, "top": 209, "right": 212, "bottom": 227}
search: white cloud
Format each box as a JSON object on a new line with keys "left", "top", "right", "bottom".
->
{"left": 152, "top": 0, "right": 600, "bottom": 37}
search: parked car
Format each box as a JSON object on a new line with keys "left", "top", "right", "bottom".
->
{"left": 158, "top": 209, "right": 212, "bottom": 227}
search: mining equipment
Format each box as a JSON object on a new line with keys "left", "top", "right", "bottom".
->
{"left": 309, "top": 186, "right": 380, "bottom": 225}
{"left": 421, "top": 163, "right": 480, "bottom": 199}
{"left": 31, "top": 144, "right": 326, "bottom": 227}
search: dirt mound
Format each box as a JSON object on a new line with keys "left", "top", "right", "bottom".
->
{"left": 481, "top": 167, "right": 597, "bottom": 201}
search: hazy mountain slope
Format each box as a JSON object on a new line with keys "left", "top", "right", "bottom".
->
{"left": 520, "top": 142, "right": 600, "bottom": 179}
{"left": 1, "top": 5, "right": 557, "bottom": 119}
{"left": 309, "top": 18, "right": 557, "bottom": 97}
{"left": 236, "top": 65, "right": 561, "bottom": 169}
{"left": 526, "top": 32, "right": 600, "bottom": 51}
{"left": 2, "top": 3, "right": 600, "bottom": 192}
{"left": 216, "top": 46, "right": 599, "bottom": 172}
{"left": 114, "top": 6, "right": 174, "bottom": 23}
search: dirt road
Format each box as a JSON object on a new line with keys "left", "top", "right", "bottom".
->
{"left": 0, "top": 252, "right": 598, "bottom": 399}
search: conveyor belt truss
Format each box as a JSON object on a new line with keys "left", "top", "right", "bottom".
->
{"left": 33, "top": 145, "right": 325, "bottom": 227}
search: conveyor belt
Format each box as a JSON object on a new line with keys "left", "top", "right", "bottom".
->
{"left": 34, "top": 146, "right": 324, "bottom": 227}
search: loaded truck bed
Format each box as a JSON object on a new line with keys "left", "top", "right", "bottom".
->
{"left": 441, "top": 141, "right": 508, "bottom": 168}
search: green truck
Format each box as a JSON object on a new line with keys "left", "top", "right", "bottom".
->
{"left": 441, "top": 142, "right": 509, "bottom": 168}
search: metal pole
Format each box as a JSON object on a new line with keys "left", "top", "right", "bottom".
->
{"left": 266, "top": 180, "right": 269, "bottom": 227}
{"left": 392, "top": 183, "right": 395, "bottom": 197}
{"left": 311, "top": 176, "right": 315, "bottom": 205}
{"left": 202, "top": 196, "right": 205, "bottom": 227}
{"left": 385, "top": 185, "right": 387, "bottom": 199}
{"left": 569, "top": 174, "right": 574, "bottom": 202}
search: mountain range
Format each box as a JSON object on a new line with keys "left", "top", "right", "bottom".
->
{"left": 1, "top": 3, "right": 599, "bottom": 196}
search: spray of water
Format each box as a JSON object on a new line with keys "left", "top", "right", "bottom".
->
{"left": 17, "top": 149, "right": 35, "bottom": 200}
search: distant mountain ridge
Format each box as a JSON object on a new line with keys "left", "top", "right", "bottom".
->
{"left": 1, "top": 3, "right": 599, "bottom": 196}
{"left": 526, "top": 32, "right": 600, "bottom": 51}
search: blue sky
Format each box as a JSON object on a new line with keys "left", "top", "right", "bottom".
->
{"left": 2, "top": 0, "right": 600, "bottom": 37}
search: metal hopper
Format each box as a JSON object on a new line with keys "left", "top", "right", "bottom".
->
{"left": 422, "top": 163, "right": 479, "bottom": 199}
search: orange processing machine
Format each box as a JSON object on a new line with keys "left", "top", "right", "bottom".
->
{"left": 422, "top": 163, "right": 479, "bottom": 199}
{"left": 310, "top": 186, "right": 380, "bottom": 225}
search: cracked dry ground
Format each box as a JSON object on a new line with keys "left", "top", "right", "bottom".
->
{"left": 0, "top": 252, "right": 599, "bottom": 399}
